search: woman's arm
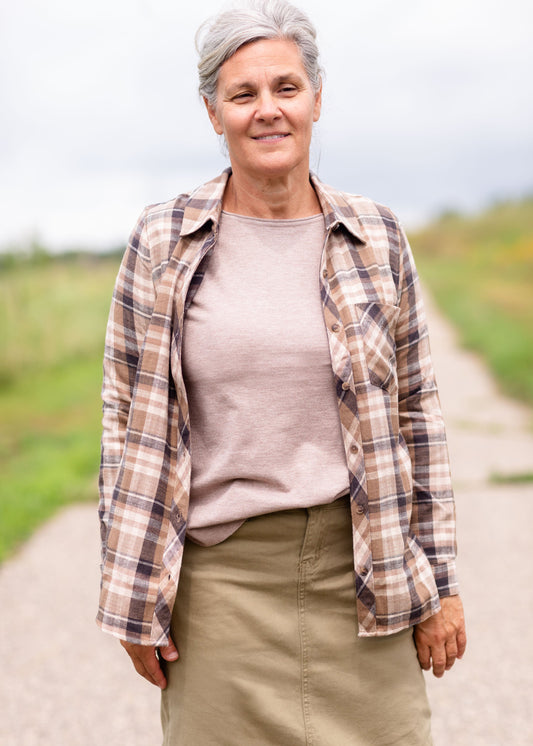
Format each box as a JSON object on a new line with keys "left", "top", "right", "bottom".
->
{"left": 394, "top": 226, "right": 458, "bottom": 598}
{"left": 98, "top": 213, "right": 183, "bottom": 676}
{"left": 98, "top": 208, "right": 155, "bottom": 564}
{"left": 394, "top": 225, "right": 466, "bottom": 674}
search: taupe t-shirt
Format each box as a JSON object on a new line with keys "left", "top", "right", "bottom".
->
{"left": 183, "top": 211, "right": 350, "bottom": 545}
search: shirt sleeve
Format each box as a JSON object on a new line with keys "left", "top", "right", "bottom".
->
{"left": 98, "top": 208, "right": 155, "bottom": 569}
{"left": 394, "top": 225, "right": 459, "bottom": 598}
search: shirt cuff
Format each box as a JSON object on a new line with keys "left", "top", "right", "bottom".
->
{"left": 432, "top": 559, "right": 460, "bottom": 598}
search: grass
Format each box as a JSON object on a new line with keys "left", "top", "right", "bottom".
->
{"left": 490, "top": 471, "right": 533, "bottom": 485}
{"left": 409, "top": 197, "right": 533, "bottom": 406}
{"left": 0, "top": 254, "right": 119, "bottom": 562}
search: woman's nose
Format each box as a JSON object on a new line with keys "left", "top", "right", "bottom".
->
{"left": 254, "top": 92, "right": 281, "bottom": 121}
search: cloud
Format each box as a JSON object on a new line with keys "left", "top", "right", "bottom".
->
{"left": 1, "top": 0, "right": 532, "bottom": 249}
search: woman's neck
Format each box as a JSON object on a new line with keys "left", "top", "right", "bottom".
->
{"left": 222, "top": 170, "right": 321, "bottom": 219}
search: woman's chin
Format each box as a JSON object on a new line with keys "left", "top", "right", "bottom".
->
{"left": 237, "top": 157, "right": 309, "bottom": 183}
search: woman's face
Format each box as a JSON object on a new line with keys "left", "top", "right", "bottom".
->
{"left": 205, "top": 38, "right": 322, "bottom": 183}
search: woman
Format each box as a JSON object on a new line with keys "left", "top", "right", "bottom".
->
{"left": 97, "top": 1, "right": 466, "bottom": 744}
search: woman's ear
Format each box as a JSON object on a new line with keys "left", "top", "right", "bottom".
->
{"left": 313, "top": 77, "right": 322, "bottom": 123}
{"left": 204, "top": 97, "right": 224, "bottom": 135}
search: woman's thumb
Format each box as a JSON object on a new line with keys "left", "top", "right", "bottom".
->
{"left": 159, "top": 637, "right": 179, "bottom": 661}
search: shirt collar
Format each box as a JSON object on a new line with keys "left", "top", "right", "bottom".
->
{"left": 310, "top": 173, "right": 367, "bottom": 244}
{"left": 179, "top": 169, "right": 231, "bottom": 236}
{"left": 179, "top": 168, "right": 367, "bottom": 245}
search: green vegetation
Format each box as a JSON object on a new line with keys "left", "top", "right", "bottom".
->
{"left": 490, "top": 471, "right": 533, "bottom": 485}
{"left": 410, "top": 197, "right": 533, "bottom": 407}
{"left": 0, "top": 254, "right": 119, "bottom": 562}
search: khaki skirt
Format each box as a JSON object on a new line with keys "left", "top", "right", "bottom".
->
{"left": 161, "top": 497, "right": 432, "bottom": 745}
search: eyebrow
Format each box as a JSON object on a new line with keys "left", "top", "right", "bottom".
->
{"left": 224, "top": 72, "right": 306, "bottom": 96}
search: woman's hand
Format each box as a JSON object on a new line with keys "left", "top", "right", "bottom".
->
{"left": 120, "top": 637, "right": 179, "bottom": 689}
{"left": 414, "top": 595, "right": 466, "bottom": 677}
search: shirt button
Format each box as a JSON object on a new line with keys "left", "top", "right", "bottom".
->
{"left": 322, "top": 269, "right": 328, "bottom": 278}
{"left": 350, "top": 444, "right": 358, "bottom": 453}
{"left": 359, "top": 566, "right": 369, "bottom": 576}
{"left": 331, "top": 323, "right": 340, "bottom": 332}
{"left": 355, "top": 503, "right": 365, "bottom": 514}
{"left": 341, "top": 381, "right": 350, "bottom": 391}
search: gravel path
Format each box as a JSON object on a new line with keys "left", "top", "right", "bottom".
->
{"left": 1, "top": 294, "right": 532, "bottom": 746}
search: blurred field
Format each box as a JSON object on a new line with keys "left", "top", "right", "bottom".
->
{"left": 1, "top": 196, "right": 532, "bottom": 562}
{"left": 0, "top": 254, "right": 120, "bottom": 562}
{"left": 410, "top": 197, "right": 533, "bottom": 407}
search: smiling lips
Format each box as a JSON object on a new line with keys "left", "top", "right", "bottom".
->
{"left": 252, "top": 133, "right": 290, "bottom": 141}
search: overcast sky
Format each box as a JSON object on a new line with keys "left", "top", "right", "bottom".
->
{"left": 1, "top": 0, "right": 532, "bottom": 251}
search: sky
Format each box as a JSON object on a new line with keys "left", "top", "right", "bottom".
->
{"left": 1, "top": 0, "right": 532, "bottom": 251}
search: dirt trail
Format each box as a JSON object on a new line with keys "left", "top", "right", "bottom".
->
{"left": 422, "top": 295, "right": 533, "bottom": 746}
{"left": 1, "top": 294, "right": 532, "bottom": 746}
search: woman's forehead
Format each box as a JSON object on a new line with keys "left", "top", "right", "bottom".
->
{"left": 218, "top": 39, "right": 307, "bottom": 86}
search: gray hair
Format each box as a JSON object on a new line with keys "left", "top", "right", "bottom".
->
{"left": 196, "top": 0, "right": 323, "bottom": 105}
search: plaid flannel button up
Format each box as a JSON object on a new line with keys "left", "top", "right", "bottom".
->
{"left": 97, "top": 169, "right": 458, "bottom": 646}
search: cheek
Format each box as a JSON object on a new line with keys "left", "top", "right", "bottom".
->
{"left": 221, "top": 111, "right": 248, "bottom": 140}
{"left": 294, "top": 100, "right": 319, "bottom": 131}
{"left": 301, "top": 111, "right": 317, "bottom": 135}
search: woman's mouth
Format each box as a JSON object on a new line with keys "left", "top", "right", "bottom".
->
{"left": 252, "top": 133, "right": 290, "bottom": 141}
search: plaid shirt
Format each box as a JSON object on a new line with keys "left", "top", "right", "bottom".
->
{"left": 97, "top": 169, "right": 458, "bottom": 645}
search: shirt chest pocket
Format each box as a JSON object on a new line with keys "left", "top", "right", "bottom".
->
{"left": 353, "top": 302, "right": 401, "bottom": 392}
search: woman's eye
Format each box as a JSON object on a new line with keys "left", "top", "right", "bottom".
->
{"left": 279, "top": 85, "right": 297, "bottom": 94}
{"left": 234, "top": 92, "right": 253, "bottom": 101}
